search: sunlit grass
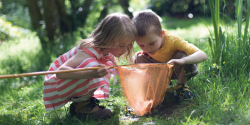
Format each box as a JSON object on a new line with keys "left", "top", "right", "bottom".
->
{"left": 0, "top": 33, "right": 41, "bottom": 59}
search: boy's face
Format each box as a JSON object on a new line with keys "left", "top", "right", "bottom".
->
{"left": 136, "top": 30, "right": 164, "bottom": 55}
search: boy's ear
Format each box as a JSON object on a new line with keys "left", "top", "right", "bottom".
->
{"left": 160, "top": 30, "right": 165, "bottom": 38}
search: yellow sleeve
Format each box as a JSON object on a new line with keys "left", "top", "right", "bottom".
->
{"left": 170, "top": 34, "right": 199, "bottom": 56}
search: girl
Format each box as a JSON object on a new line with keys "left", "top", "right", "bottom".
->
{"left": 43, "top": 13, "right": 137, "bottom": 120}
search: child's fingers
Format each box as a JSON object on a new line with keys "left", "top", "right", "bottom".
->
{"left": 97, "top": 67, "right": 109, "bottom": 75}
{"left": 167, "top": 60, "right": 179, "bottom": 68}
{"left": 95, "top": 64, "right": 110, "bottom": 72}
{"left": 104, "top": 67, "right": 111, "bottom": 71}
{"left": 167, "top": 59, "right": 175, "bottom": 65}
{"left": 96, "top": 71, "right": 107, "bottom": 77}
{"left": 94, "top": 64, "right": 111, "bottom": 77}
{"left": 95, "top": 64, "right": 106, "bottom": 67}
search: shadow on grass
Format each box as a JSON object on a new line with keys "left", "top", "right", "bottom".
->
{"left": 47, "top": 105, "right": 121, "bottom": 125}
{"left": 123, "top": 100, "right": 198, "bottom": 125}
{"left": 0, "top": 113, "right": 35, "bottom": 125}
{"left": 0, "top": 114, "right": 17, "bottom": 125}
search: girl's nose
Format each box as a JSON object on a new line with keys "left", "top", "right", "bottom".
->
{"left": 146, "top": 46, "right": 151, "bottom": 51}
{"left": 123, "top": 47, "right": 128, "bottom": 53}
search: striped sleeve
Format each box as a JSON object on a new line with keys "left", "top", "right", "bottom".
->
{"left": 79, "top": 47, "right": 102, "bottom": 59}
{"left": 43, "top": 57, "right": 111, "bottom": 111}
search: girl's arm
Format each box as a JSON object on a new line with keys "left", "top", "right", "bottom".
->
{"left": 56, "top": 51, "right": 110, "bottom": 79}
{"left": 110, "top": 55, "right": 118, "bottom": 66}
{"left": 110, "top": 55, "right": 119, "bottom": 76}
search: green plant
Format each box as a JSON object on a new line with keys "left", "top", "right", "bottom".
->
{"left": 208, "top": 0, "right": 221, "bottom": 64}
{"left": 243, "top": 0, "right": 250, "bottom": 52}
{"left": 206, "top": 0, "right": 250, "bottom": 76}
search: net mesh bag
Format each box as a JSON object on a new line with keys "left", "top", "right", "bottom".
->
{"left": 117, "top": 63, "right": 174, "bottom": 116}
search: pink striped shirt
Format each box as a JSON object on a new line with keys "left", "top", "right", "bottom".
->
{"left": 43, "top": 47, "right": 114, "bottom": 111}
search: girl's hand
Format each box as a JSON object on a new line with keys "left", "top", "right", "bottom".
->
{"left": 167, "top": 58, "right": 185, "bottom": 68}
{"left": 90, "top": 64, "right": 110, "bottom": 78}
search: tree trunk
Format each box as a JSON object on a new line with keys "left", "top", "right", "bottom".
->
{"left": 26, "top": 0, "right": 43, "bottom": 30}
{"left": 186, "top": 0, "right": 199, "bottom": 15}
{"left": 77, "top": 0, "right": 93, "bottom": 27}
{"left": 42, "top": 0, "right": 59, "bottom": 41}
{"left": 118, "top": 0, "right": 133, "bottom": 18}
{"left": 98, "top": 0, "right": 109, "bottom": 22}
{"left": 69, "top": 0, "right": 93, "bottom": 31}
{"left": 69, "top": 0, "right": 81, "bottom": 15}
{"left": 55, "top": 0, "right": 72, "bottom": 34}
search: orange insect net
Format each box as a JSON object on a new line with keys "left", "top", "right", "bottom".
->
{"left": 117, "top": 63, "right": 174, "bottom": 116}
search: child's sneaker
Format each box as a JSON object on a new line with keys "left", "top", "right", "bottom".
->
{"left": 70, "top": 97, "right": 111, "bottom": 120}
{"left": 175, "top": 84, "right": 193, "bottom": 101}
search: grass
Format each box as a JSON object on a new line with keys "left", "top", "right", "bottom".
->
{"left": 1, "top": 16, "right": 250, "bottom": 125}
{"left": 0, "top": 33, "right": 41, "bottom": 59}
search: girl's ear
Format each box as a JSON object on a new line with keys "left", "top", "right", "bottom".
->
{"left": 160, "top": 30, "right": 165, "bottom": 38}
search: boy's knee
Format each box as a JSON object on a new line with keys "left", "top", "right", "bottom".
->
{"left": 173, "top": 51, "right": 187, "bottom": 59}
{"left": 132, "top": 52, "right": 153, "bottom": 63}
{"left": 185, "top": 64, "right": 199, "bottom": 80}
{"left": 171, "top": 51, "right": 199, "bottom": 80}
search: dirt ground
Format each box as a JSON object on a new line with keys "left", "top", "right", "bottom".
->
{"left": 119, "top": 93, "right": 196, "bottom": 123}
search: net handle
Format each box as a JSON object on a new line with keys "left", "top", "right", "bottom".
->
{"left": 0, "top": 63, "right": 173, "bottom": 79}
{"left": 0, "top": 66, "right": 116, "bottom": 79}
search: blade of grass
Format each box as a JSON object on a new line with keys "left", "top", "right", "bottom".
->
{"left": 215, "top": 0, "right": 221, "bottom": 64}
{"left": 208, "top": 0, "right": 216, "bottom": 63}
{"left": 236, "top": 0, "right": 243, "bottom": 39}
{"left": 215, "top": 0, "right": 220, "bottom": 48}
{"left": 236, "top": 0, "right": 243, "bottom": 55}
{"left": 200, "top": 18, "right": 215, "bottom": 59}
{"left": 243, "top": 0, "right": 250, "bottom": 52}
{"left": 209, "top": 0, "right": 221, "bottom": 64}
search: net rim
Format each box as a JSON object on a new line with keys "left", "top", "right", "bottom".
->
{"left": 117, "top": 63, "right": 173, "bottom": 68}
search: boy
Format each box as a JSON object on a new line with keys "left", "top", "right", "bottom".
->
{"left": 132, "top": 10, "right": 207, "bottom": 101}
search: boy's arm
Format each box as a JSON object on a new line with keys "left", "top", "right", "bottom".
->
{"left": 167, "top": 50, "right": 207, "bottom": 67}
{"left": 182, "top": 50, "right": 207, "bottom": 64}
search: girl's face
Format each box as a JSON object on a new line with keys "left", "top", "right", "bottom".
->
{"left": 103, "top": 36, "right": 133, "bottom": 57}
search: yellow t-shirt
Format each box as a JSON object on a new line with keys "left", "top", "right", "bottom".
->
{"left": 149, "top": 30, "right": 199, "bottom": 63}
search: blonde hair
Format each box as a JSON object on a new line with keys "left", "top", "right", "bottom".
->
{"left": 78, "top": 13, "right": 137, "bottom": 62}
{"left": 132, "top": 11, "right": 162, "bottom": 36}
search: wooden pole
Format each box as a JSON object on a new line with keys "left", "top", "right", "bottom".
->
{"left": 0, "top": 63, "right": 173, "bottom": 79}
{"left": 0, "top": 66, "right": 115, "bottom": 79}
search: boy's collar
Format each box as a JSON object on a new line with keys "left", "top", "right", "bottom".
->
{"left": 159, "top": 33, "right": 166, "bottom": 50}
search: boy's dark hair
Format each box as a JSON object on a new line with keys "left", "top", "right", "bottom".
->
{"left": 132, "top": 11, "right": 162, "bottom": 37}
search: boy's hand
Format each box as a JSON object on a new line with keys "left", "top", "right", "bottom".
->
{"left": 167, "top": 58, "right": 185, "bottom": 68}
{"left": 90, "top": 64, "right": 110, "bottom": 78}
